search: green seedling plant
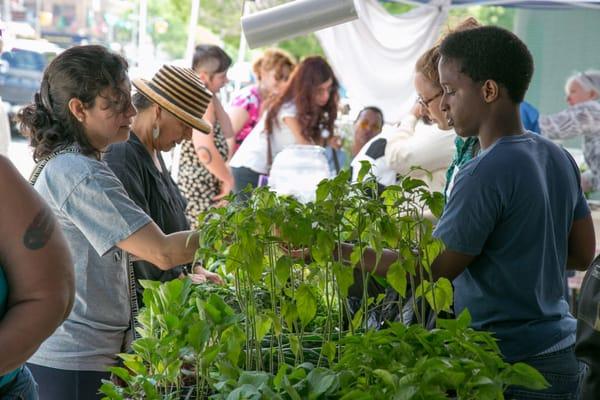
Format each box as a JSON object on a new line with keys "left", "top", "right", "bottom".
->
{"left": 101, "top": 164, "right": 548, "bottom": 399}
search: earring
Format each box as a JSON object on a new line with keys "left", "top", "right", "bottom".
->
{"left": 152, "top": 125, "right": 160, "bottom": 140}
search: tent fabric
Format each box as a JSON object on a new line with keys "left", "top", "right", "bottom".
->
{"left": 316, "top": 0, "right": 450, "bottom": 123}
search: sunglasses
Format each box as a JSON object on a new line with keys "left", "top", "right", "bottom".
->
{"left": 358, "top": 119, "right": 382, "bottom": 133}
{"left": 417, "top": 90, "right": 443, "bottom": 108}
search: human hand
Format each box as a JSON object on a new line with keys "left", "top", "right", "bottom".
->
{"left": 213, "top": 177, "right": 234, "bottom": 204}
{"left": 411, "top": 102, "right": 425, "bottom": 119}
{"left": 189, "top": 265, "right": 224, "bottom": 285}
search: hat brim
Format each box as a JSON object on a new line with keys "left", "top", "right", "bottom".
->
{"left": 132, "top": 78, "right": 212, "bottom": 134}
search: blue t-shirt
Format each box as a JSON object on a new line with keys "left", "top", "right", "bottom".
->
{"left": 434, "top": 132, "right": 589, "bottom": 362}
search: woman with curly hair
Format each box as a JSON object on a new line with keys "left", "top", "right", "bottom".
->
{"left": 18, "top": 45, "right": 212, "bottom": 399}
{"left": 229, "top": 56, "right": 339, "bottom": 198}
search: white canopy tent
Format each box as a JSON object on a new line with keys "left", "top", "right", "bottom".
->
{"left": 316, "top": 0, "right": 449, "bottom": 123}
{"left": 314, "top": 0, "right": 600, "bottom": 123}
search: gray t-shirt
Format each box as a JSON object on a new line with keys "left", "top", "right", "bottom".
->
{"left": 29, "top": 153, "right": 151, "bottom": 371}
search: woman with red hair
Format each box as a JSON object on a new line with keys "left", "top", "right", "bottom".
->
{"left": 229, "top": 56, "right": 339, "bottom": 199}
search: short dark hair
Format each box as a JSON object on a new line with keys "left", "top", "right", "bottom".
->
{"left": 439, "top": 26, "right": 534, "bottom": 103}
{"left": 192, "top": 44, "right": 232, "bottom": 74}
{"left": 355, "top": 106, "right": 384, "bottom": 124}
{"left": 132, "top": 91, "right": 154, "bottom": 111}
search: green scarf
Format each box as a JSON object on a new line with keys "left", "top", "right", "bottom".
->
{"left": 444, "top": 136, "right": 479, "bottom": 201}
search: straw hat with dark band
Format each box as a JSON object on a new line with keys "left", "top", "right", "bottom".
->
{"left": 132, "top": 65, "right": 213, "bottom": 134}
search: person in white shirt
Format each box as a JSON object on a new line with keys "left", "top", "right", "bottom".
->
{"left": 351, "top": 43, "right": 457, "bottom": 194}
{"left": 229, "top": 56, "right": 339, "bottom": 200}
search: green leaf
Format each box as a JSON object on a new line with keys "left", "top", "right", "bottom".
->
{"left": 106, "top": 367, "right": 131, "bottom": 383}
{"left": 429, "top": 278, "right": 454, "bottom": 313}
{"left": 307, "top": 368, "right": 338, "bottom": 397}
{"left": 350, "top": 246, "right": 363, "bottom": 266}
{"left": 333, "top": 262, "right": 355, "bottom": 297}
{"left": 316, "top": 180, "right": 330, "bottom": 202}
{"left": 255, "top": 313, "right": 272, "bottom": 342}
{"left": 138, "top": 279, "right": 161, "bottom": 290}
{"left": 99, "top": 381, "right": 123, "bottom": 399}
{"left": 351, "top": 308, "right": 363, "bottom": 331}
{"left": 373, "top": 369, "right": 397, "bottom": 389}
{"left": 245, "top": 244, "right": 265, "bottom": 283}
{"left": 238, "top": 371, "right": 271, "bottom": 387}
{"left": 296, "top": 284, "right": 318, "bottom": 326}
{"left": 221, "top": 325, "right": 245, "bottom": 365}
{"left": 322, "top": 341, "right": 337, "bottom": 365}
{"left": 402, "top": 177, "right": 427, "bottom": 191}
{"left": 275, "top": 255, "right": 292, "bottom": 284}
{"left": 186, "top": 321, "right": 210, "bottom": 352}
{"left": 289, "top": 335, "right": 301, "bottom": 358}
{"left": 421, "top": 239, "right": 444, "bottom": 273}
{"left": 386, "top": 261, "right": 407, "bottom": 297}
{"left": 357, "top": 160, "right": 373, "bottom": 183}
{"left": 226, "top": 384, "right": 261, "bottom": 400}
{"left": 426, "top": 191, "right": 445, "bottom": 218}
{"left": 339, "top": 389, "right": 373, "bottom": 400}
{"left": 283, "top": 303, "right": 298, "bottom": 331}
{"left": 312, "top": 230, "right": 335, "bottom": 264}
{"left": 415, "top": 278, "right": 453, "bottom": 314}
{"left": 504, "top": 362, "right": 550, "bottom": 390}
{"left": 456, "top": 308, "right": 472, "bottom": 329}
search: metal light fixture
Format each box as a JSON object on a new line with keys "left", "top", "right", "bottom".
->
{"left": 241, "top": 0, "right": 358, "bottom": 49}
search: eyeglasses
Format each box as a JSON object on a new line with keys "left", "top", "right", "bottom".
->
{"left": 417, "top": 90, "right": 444, "bottom": 108}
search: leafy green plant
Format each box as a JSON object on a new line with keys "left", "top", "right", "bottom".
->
{"left": 101, "top": 166, "right": 548, "bottom": 399}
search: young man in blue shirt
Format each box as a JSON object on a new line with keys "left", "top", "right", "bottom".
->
{"left": 432, "top": 26, "right": 595, "bottom": 398}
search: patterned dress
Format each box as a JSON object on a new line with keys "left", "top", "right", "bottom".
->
{"left": 177, "top": 122, "right": 229, "bottom": 229}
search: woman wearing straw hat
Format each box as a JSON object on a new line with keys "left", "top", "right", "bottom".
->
{"left": 17, "top": 45, "right": 218, "bottom": 399}
{"left": 104, "top": 65, "right": 223, "bottom": 309}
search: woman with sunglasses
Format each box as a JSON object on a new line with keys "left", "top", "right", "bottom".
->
{"left": 540, "top": 70, "right": 600, "bottom": 193}
{"left": 229, "top": 56, "right": 339, "bottom": 199}
{"left": 227, "top": 48, "right": 296, "bottom": 157}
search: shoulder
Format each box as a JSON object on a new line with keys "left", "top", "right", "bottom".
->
{"left": 44, "top": 153, "right": 100, "bottom": 179}
{"left": 41, "top": 153, "right": 120, "bottom": 197}
{"left": 105, "top": 138, "right": 144, "bottom": 170}
{"left": 0, "top": 154, "right": 17, "bottom": 178}
{"left": 572, "top": 99, "right": 600, "bottom": 112}
{"left": 279, "top": 102, "right": 297, "bottom": 118}
{"left": 231, "top": 85, "right": 261, "bottom": 107}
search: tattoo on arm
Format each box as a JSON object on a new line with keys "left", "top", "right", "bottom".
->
{"left": 196, "top": 146, "right": 213, "bottom": 164}
{"left": 23, "top": 207, "right": 55, "bottom": 250}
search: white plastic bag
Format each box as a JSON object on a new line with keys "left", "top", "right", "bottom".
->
{"left": 268, "top": 145, "right": 333, "bottom": 203}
